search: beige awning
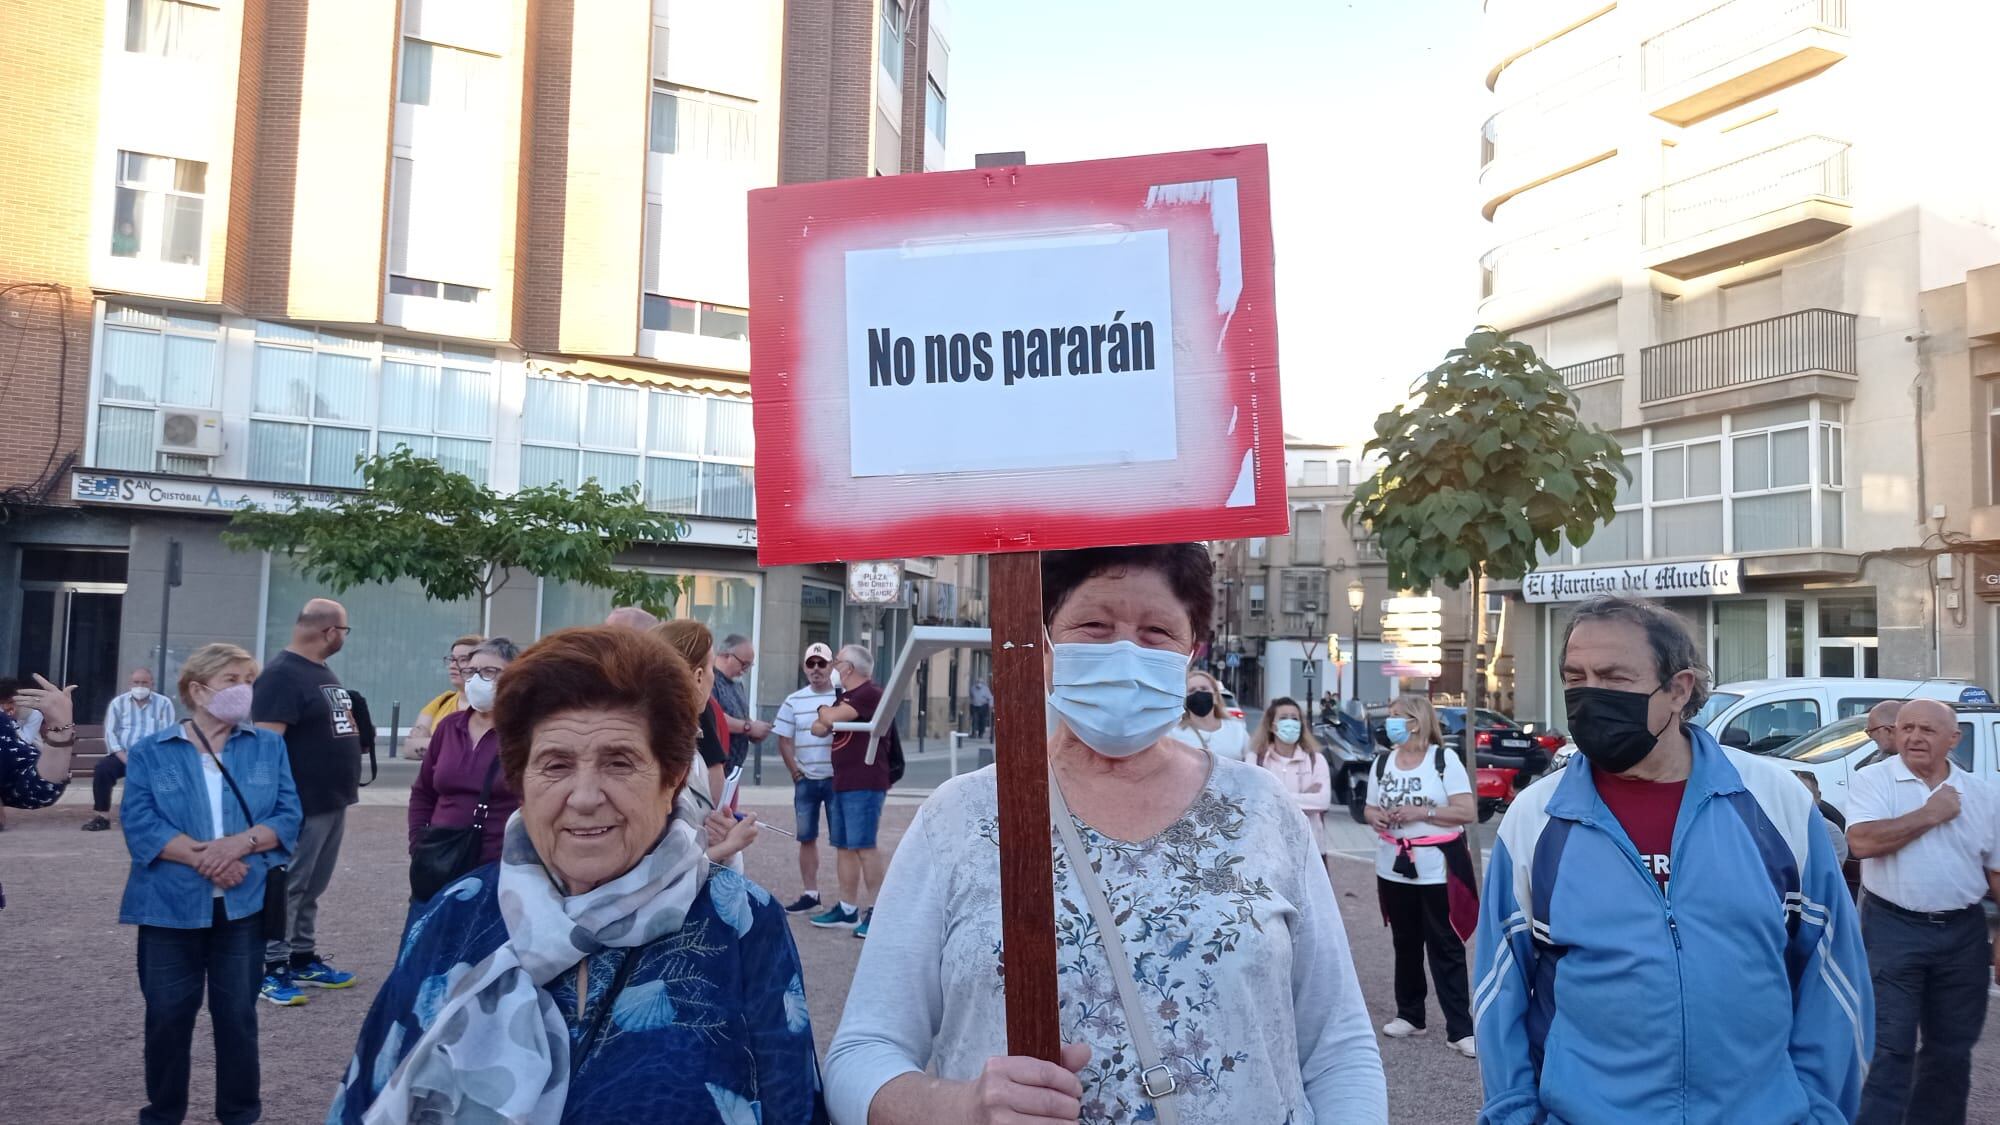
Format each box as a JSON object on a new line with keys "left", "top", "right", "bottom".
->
{"left": 527, "top": 354, "right": 751, "bottom": 399}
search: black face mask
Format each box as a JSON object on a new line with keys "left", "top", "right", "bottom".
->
{"left": 1565, "top": 686, "right": 1677, "bottom": 774}
{"left": 1185, "top": 690, "right": 1215, "bottom": 718}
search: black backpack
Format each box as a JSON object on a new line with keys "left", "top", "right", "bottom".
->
{"left": 883, "top": 724, "right": 905, "bottom": 784}
{"left": 1374, "top": 744, "right": 1450, "bottom": 788}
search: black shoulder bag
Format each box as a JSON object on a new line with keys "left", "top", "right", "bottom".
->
{"left": 409, "top": 757, "right": 502, "bottom": 902}
{"left": 192, "top": 724, "right": 289, "bottom": 942}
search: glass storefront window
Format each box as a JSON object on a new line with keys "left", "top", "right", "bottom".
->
{"left": 539, "top": 569, "right": 762, "bottom": 696}
{"left": 263, "top": 556, "right": 479, "bottom": 728}
{"left": 1712, "top": 600, "right": 1767, "bottom": 685}
{"left": 1818, "top": 596, "right": 1876, "bottom": 638}
{"left": 1785, "top": 600, "right": 1805, "bottom": 678}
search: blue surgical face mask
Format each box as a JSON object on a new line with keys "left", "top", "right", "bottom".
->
{"left": 1384, "top": 716, "right": 1413, "bottom": 745}
{"left": 1274, "top": 718, "right": 1303, "bottom": 744}
{"left": 1047, "top": 640, "right": 1191, "bottom": 758}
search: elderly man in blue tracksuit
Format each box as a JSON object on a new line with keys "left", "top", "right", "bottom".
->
{"left": 1475, "top": 596, "right": 1870, "bottom": 1125}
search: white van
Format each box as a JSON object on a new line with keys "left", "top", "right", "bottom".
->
{"left": 1771, "top": 703, "right": 2000, "bottom": 815}
{"left": 1697, "top": 678, "right": 1993, "bottom": 755}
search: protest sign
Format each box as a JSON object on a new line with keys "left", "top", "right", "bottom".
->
{"left": 747, "top": 145, "right": 1286, "bottom": 566}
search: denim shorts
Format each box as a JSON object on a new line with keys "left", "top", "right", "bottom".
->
{"left": 828, "top": 787, "right": 888, "bottom": 850}
{"left": 793, "top": 777, "right": 834, "bottom": 843}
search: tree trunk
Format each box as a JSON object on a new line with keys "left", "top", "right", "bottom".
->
{"left": 1462, "top": 570, "right": 1485, "bottom": 883}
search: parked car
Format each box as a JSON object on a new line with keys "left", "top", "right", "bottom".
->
{"left": 1699, "top": 678, "right": 1991, "bottom": 754}
{"left": 1770, "top": 702, "right": 2000, "bottom": 816}
{"left": 1213, "top": 683, "right": 1251, "bottom": 749}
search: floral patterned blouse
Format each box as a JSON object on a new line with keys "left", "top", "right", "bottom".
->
{"left": 824, "top": 755, "right": 1385, "bottom": 1125}
{"left": 2, "top": 711, "right": 66, "bottom": 909}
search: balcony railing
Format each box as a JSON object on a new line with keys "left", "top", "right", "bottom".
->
{"left": 1642, "top": 136, "right": 1850, "bottom": 248}
{"left": 1643, "top": 0, "right": 1848, "bottom": 92}
{"left": 1557, "top": 353, "right": 1623, "bottom": 387}
{"left": 1480, "top": 206, "right": 1622, "bottom": 300}
{"left": 1640, "top": 308, "right": 1856, "bottom": 403}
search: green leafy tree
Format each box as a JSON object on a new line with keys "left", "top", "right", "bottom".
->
{"left": 224, "top": 448, "right": 691, "bottom": 622}
{"left": 1345, "top": 329, "right": 1627, "bottom": 801}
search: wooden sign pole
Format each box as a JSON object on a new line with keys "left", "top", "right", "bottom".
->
{"left": 989, "top": 550, "right": 1061, "bottom": 1062}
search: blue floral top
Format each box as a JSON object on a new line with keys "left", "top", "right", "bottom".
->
{"left": 1, "top": 710, "right": 66, "bottom": 909}
{"left": 330, "top": 863, "right": 827, "bottom": 1124}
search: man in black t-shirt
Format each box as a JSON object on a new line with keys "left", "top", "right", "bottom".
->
{"left": 252, "top": 597, "right": 362, "bottom": 1004}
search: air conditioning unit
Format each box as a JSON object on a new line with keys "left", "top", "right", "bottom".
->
{"left": 156, "top": 408, "right": 223, "bottom": 458}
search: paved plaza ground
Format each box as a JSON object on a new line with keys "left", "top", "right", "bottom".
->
{"left": 4, "top": 764, "right": 1998, "bottom": 1123}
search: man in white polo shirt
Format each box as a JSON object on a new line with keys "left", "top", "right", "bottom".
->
{"left": 773, "top": 643, "right": 841, "bottom": 914}
{"left": 1845, "top": 698, "right": 2000, "bottom": 1125}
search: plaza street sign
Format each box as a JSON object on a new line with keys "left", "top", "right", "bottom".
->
{"left": 846, "top": 560, "right": 906, "bottom": 604}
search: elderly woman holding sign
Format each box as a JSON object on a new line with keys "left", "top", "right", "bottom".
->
{"left": 825, "top": 544, "right": 1386, "bottom": 1125}
{"left": 331, "top": 627, "right": 822, "bottom": 1124}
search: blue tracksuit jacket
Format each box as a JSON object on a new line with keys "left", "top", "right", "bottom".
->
{"left": 1474, "top": 725, "right": 1871, "bottom": 1124}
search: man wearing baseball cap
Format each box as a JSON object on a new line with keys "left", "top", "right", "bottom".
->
{"left": 771, "top": 643, "right": 842, "bottom": 913}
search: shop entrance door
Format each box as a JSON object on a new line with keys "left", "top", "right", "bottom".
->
{"left": 1817, "top": 640, "right": 1878, "bottom": 678}
{"left": 16, "top": 572, "right": 128, "bottom": 724}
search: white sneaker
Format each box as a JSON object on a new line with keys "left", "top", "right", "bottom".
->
{"left": 1448, "top": 1035, "right": 1477, "bottom": 1058}
{"left": 1380, "top": 1018, "right": 1426, "bottom": 1038}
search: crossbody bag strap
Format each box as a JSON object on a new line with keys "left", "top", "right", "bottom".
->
{"left": 1048, "top": 771, "right": 1182, "bottom": 1124}
{"left": 190, "top": 723, "right": 257, "bottom": 830}
{"left": 468, "top": 754, "right": 503, "bottom": 831}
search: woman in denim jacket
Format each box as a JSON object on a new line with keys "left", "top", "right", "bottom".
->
{"left": 121, "top": 642, "right": 301, "bottom": 1125}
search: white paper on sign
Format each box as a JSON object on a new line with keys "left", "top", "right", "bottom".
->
{"left": 843, "top": 229, "right": 1179, "bottom": 479}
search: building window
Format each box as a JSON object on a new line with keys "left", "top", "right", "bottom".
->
{"left": 649, "top": 85, "right": 757, "bottom": 161}
{"left": 248, "top": 322, "right": 495, "bottom": 488}
{"left": 926, "top": 76, "right": 946, "bottom": 142}
{"left": 125, "top": 0, "right": 216, "bottom": 60}
{"left": 644, "top": 392, "right": 756, "bottom": 519}
{"left": 1730, "top": 403, "right": 1816, "bottom": 553}
{"left": 1988, "top": 381, "right": 2000, "bottom": 505}
{"left": 1336, "top": 459, "right": 1353, "bottom": 486}
{"left": 112, "top": 151, "right": 206, "bottom": 264}
{"left": 1292, "top": 508, "right": 1325, "bottom": 563}
{"left": 641, "top": 295, "right": 749, "bottom": 341}
{"left": 389, "top": 275, "right": 485, "bottom": 303}
{"left": 879, "top": 0, "right": 904, "bottom": 82}
{"left": 399, "top": 39, "right": 496, "bottom": 111}
{"left": 92, "top": 303, "right": 221, "bottom": 473}
{"left": 1279, "top": 568, "right": 1326, "bottom": 615}
{"left": 1649, "top": 433, "right": 1723, "bottom": 559}
{"left": 1247, "top": 537, "right": 1267, "bottom": 560}
{"left": 521, "top": 378, "right": 643, "bottom": 495}
{"left": 1301, "top": 459, "right": 1328, "bottom": 486}
{"left": 1248, "top": 582, "right": 1266, "bottom": 615}
{"left": 521, "top": 377, "right": 756, "bottom": 519}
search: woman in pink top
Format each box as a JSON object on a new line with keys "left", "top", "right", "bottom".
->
{"left": 407, "top": 639, "right": 521, "bottom": 907}
{"left": 1253, "top": 697, "right": 1334, "bottom": 880}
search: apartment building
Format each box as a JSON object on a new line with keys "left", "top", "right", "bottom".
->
{"left": 1211, "top": 437, "right": 1486, "bottom": 713}
{"left": 1909, "top": 263, "right": 2000, "bottom": 693}
{"left": 1478, "top": 0, "right": 2000, "bottom": 727}
{"left": 0, "top": 0, "right": 954, "bottom": 729}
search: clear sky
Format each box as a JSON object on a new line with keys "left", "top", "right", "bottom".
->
{"left": 945, "top": 0, "right": 1488, "bottom": 448}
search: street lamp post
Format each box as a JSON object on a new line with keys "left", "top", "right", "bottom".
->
{"left": 1302, "top": 599, "right": 1322, "bottom": 709}
{"left": 1347, "top": 579, "right": 1366, "bottom": 708}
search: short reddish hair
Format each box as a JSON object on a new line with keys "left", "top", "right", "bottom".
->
{"left": 493, "top": 626, "right": 698, "bottom": 792}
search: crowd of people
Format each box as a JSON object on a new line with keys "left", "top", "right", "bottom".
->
{"left": 1, "top": 544, "right": 1998, "bottom": 1123}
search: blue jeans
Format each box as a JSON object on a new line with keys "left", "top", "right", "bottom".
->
{"left": 793, "top": 777, "right": 834, "bottom": 842}
{"left": 138, "top": 900, "right": 263, "bottom": 1124}
{"left": 829, "top": 788, "right": 887, "bottom": 850}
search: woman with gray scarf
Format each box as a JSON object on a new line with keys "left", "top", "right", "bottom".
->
{"left": 330, "top": 626, "right": 824, "bottom": 1124}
